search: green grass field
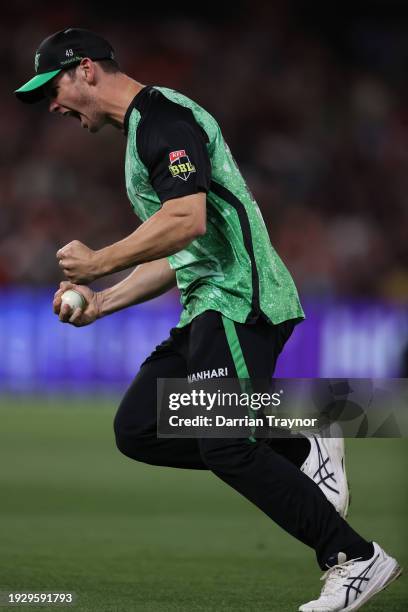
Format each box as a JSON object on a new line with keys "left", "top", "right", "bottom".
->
{"left": 0, "top": 397, "right": 406, "bottom": 611}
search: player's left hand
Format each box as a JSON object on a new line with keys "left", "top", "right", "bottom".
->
{"left": 56, "top": 240, "right": 99, "bottom": 284}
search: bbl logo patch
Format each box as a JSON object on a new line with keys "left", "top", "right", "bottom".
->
{"left": 168, "top": 150, "right": 196, "bottom": 181}
{"left": 34, "top": 52, "right": 40, "bottom": 72}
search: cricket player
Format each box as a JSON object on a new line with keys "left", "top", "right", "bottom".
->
{"left": 15, "top": 28, "right": 401, "bottom": 611}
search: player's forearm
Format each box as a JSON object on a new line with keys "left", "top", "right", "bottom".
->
{"left": 95, "top": 199, "right": 205, "bottom": 277}
{"left": 99, "top": 258, "right": 176, "bottom": 317}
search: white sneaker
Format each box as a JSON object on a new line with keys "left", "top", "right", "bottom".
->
{"left": 298, "top": 542, "right": 402, "bottom": 611}
{"left": 301, "top": 423, "right": 349, "bottom": 518}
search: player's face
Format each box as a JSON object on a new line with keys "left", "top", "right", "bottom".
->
{"left": 44, "top": 69, "right": 106, "bottom": 133}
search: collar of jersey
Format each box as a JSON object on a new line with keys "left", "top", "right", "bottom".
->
{"left": 123, "top": 85, "right": 152, "bottom": 135}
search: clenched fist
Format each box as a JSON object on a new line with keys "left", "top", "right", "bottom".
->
{"left": 56, "top": 240, "right": 100, "bottom": 284}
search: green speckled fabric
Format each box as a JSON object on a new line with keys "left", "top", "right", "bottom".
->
{"left": 125, "top": 86, "right": 304, "bottom": 328}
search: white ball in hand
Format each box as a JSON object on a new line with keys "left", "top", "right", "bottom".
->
{"left": 61, "top": 289, "right": 86, "bottom": 311}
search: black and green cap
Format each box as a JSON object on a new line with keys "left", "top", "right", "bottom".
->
{"left": 15, "top": 27, "right": 115, "bottom": 103}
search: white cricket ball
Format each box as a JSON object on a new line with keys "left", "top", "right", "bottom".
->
{"left": 61, "top": 289, "right": 86, "bottom": 311}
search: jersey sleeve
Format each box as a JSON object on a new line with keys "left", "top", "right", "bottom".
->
{"left": 137, "top": 102, "right": 211, "bottom": 204}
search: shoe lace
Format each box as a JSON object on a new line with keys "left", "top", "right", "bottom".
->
{"left": 320, "top": 559, "right": 358, "bottom": 597}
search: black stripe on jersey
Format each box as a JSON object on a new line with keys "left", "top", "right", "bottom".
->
{"left": 210, "top": 180, "right": 260, "bottom": 323}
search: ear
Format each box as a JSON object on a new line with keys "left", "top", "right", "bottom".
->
{"left": 78, "top": 58, "right": 97, "bottom": 85}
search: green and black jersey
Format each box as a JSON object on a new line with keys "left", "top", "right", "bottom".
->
{"left": 123, "top": 86, "right": 304, "bottom": 328}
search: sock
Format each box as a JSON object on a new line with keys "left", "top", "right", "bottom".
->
{"left": 326, "top": 542, "right": 375, "bottom": 567}
{"left": 343, "top": 541, "right": 375, "bottom": 562}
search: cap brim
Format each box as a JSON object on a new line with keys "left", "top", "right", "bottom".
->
{"left": 14, "top": 69, "right": 62, "bottom": 103}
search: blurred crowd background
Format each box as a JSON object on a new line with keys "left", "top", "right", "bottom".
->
{"left": 1, "top": 0, "right": 407, "bottom": 301}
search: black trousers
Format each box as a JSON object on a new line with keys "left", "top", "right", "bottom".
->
{"left": 114, "top": 311, "right": 369, "bottom": 569}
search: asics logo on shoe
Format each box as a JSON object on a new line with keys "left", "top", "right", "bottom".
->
{"left": 312, "top": 436, "right": 340, "bottom": 494}
{"left": 300, "top": 427, "right": 349, "bottom": 517}
{"left": 343, "top": 554, "right": 378, "bottom": 607}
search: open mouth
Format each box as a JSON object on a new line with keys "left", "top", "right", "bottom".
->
{"left": 63, "top": 110, "right": 88, "bottom": 129}
{"left": 64, "top": 110, "right": 81, "bottom": 121}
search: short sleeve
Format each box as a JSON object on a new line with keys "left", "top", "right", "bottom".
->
{"left": 137, "top": 101, "right": 211, "bottom": 204}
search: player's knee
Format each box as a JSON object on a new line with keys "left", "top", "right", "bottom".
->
{"left": 114, "top": 428, "right": 152, "bottom": 464}
{"left": 115, "top": 438, "right": 146, "bottom": 463}
{"left": 113, "top": 412, "right": 149, "bottom": 463}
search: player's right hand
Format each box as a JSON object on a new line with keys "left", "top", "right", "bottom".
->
{"left": 53, "top": 281, "right": 103, "bottom": 327}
